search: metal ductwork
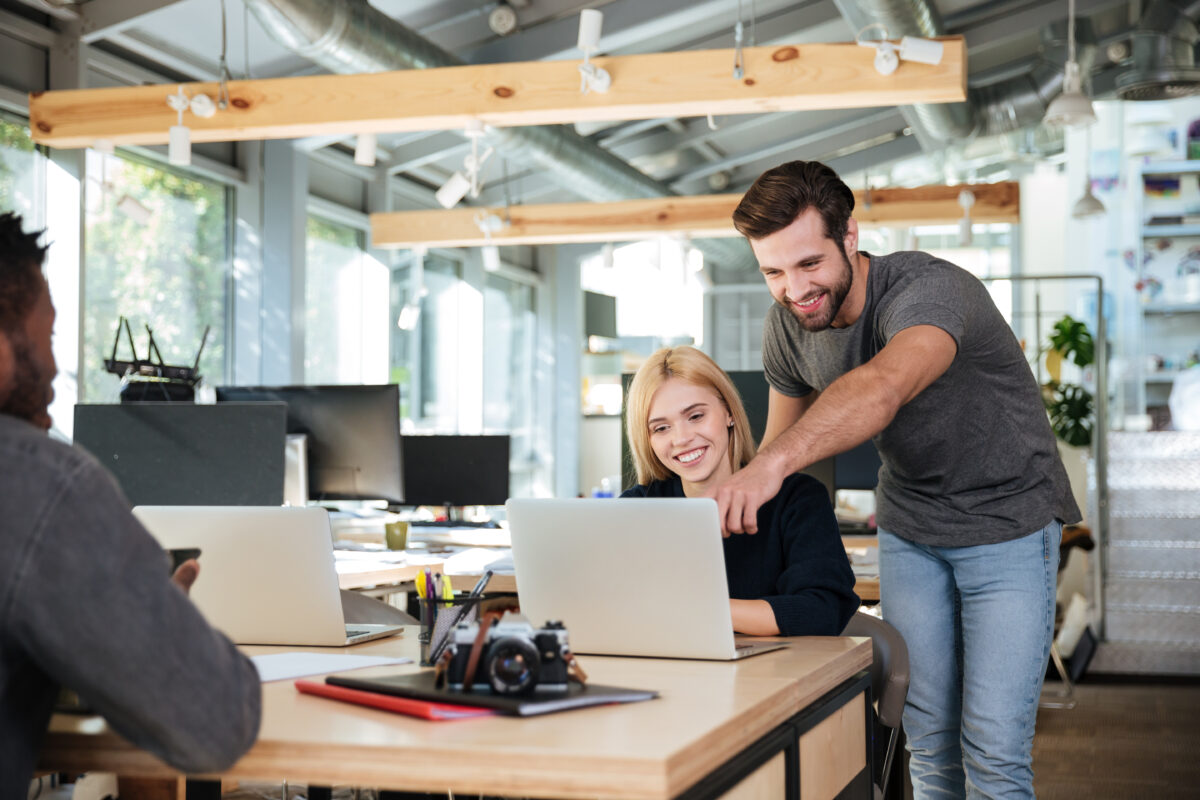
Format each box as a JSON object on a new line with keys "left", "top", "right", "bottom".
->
{"left": 1116, "top": 0, "right": 1200, "bottom": 101}
{"left": 833, "top": 0, "right": 1095, "bottom": 144}
{"left": 245, "top": 0, "right": 753, "bottom": 270}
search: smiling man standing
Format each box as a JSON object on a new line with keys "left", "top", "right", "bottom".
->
{"left": 714, "top": 161, "right": 1079, "bottom": 799}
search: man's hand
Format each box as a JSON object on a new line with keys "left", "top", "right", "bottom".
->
{"left": 709, "top": 454, "right": 785, "bottom": 536}
{"left": 171, "top": 559, "right": 200, "bottom": 594}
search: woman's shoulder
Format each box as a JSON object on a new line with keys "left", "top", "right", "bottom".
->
{"left": 776, "top": 471, "right": 831, "bottom": 503}
{"left": 619, "top": 476, "right": 683, "bottom": 498}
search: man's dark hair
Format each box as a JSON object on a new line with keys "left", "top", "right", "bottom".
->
{"left": 0, "top": 211, "right": 49, "bottom": 334}
{"left": 732, "top": 161, "right": 856, "bottom": 247}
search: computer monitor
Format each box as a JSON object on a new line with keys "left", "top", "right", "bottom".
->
{"left": 400, "top": 434, "right": 510, "bottom": 507}
{"left": 214, "top": 384, "right": 404, "bottom": 505}
{"left": 72, "top": 402, "right": 288, "bottom": 507}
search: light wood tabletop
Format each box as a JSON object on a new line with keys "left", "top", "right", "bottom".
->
{"left": 40, "top": 631, "right": 872, "bottom": 799}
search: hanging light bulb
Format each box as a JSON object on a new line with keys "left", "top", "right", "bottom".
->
{"left": 1044, "top": 0, "right": 1097, "bottom": 128}
{"left": 1071, "top": 181, "right": 1106, "bottom": 218}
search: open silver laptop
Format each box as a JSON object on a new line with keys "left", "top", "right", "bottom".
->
{"left": 132, "top": 506, "right": 403, "bottom": 646}
{"left": 507, "top": 498, "right": 787, "bottom": 661}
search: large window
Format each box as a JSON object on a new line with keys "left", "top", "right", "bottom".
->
{"left": 83, "top": 150, "right": 230, "bottom": 403}
{"left": 484, "top": 272, "right": 538, "bottom": 496}
{"left": 305, "top": 215, "right": 389, "bottom": 384}
{"left": 391, "top": 253, "right": 463, "bottom": 430}
{"left": 0, "top": 115, "right": 41, "bottom": 220}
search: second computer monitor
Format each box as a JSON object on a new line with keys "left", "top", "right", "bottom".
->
{"left": 401, "top": 435, "right": 510, "bottom": 507}
{"left": 214, "top": 384, "right": 404, "bottom": 505}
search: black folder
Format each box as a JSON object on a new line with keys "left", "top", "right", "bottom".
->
{"left": 326, "top": 671, "right": 657, "bottom": 717}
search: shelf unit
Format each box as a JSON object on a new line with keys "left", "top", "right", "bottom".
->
{"left": 1135, "top": 161, "right": 1200, "bottom": 417}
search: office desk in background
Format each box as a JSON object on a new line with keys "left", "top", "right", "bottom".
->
{"left": 40, "top": 630, "right": 873, "bottom": 799}
{"left": 334, "top": 530, "right": 881, "bottom": 602}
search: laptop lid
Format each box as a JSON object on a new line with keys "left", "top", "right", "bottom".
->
{"left": 507, "top": 498, "right": 741, "bottom": 660}
{"left": 132, "top": 505, "right": 351, "bottom": 646}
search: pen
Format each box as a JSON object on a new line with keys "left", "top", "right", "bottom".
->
{"left": 469, "top": 569, "right": 494, "bottom": 598}
{"left": 415, "top": 569, "right": 427, "bottom": 599}
{"left": 440, "top": 572, "right": 454, "bottom": 607}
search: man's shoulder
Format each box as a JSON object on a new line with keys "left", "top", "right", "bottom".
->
{"left": 873, "top": 250, "right": 971, "bottom": 280}
{"left": 0, "top": 416, "right": 110, "bottom": 493}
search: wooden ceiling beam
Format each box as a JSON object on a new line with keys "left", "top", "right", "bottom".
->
{"left": 29, "top": 38, "right": 966, "bottom": 149}
{"left": 371, "top": 182, "right": 1019, "bottom": 249}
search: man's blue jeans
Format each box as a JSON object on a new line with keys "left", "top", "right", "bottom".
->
{"left": 878, "top": 521, "right": 1061, "bottom": 799}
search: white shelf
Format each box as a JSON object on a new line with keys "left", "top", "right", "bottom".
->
{"left": 1144, "top": 303, "right": 1200, "bottom": 314}
{"left": 1146, "top": 372, "right": 1184, "bottom": 384}
{"left": 1140, "top": 160, "right": 1200, "bottom": 176}
{"left": 1141, "top": 224, "right": 1200, "bottom": 237}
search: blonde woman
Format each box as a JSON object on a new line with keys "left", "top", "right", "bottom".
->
{"left": 622, "top": 346, "right": 858, "bottom": 636}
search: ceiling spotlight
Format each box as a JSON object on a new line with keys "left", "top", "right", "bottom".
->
{"left": 435, "top": 121, "right": 495, "bottom": 208}
{"left": 577, "top": 9, "right": 611, "bottom": 94}
{"left": 354, "top": 133, "right": 377, "bottom": 167}
{"left": 116, "top": 194, "right": 153, "bottom": 225}
{"left": 489, "top": 1, "right": 518, "bottom": 36}
{"left": 166, "top": 86, "right": 192, "bottom": 166}
{"left": 164, "top": 86, "right": 218, "bottom": 167}
{"left": 856, "top": 25, "right": 944, "bottom": 76}
{"left": 436, "top": 172, "right": 472, "bottom": 209}
{"left": 396, "top": 301, "right": 421, "bottom": 331}
{"left": 1044, "top": 0, "right": 1097, "bottom": 128}
{"left": 482, "top": 245, "right": 502, "bottom": 272}
{"left": 1072, "top": 180, "right": 1106, "bottom": 218}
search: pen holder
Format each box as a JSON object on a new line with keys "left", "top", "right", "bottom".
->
{"left": 417, "top": 593, "right": 488, "bottom": 667}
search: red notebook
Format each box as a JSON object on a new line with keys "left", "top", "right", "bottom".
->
{"left": 295, "top": 679, "right": 498, "bottom": 721}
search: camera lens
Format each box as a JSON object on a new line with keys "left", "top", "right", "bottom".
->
{"left": 486, "top": 636, "right": 540, "bottom": 695}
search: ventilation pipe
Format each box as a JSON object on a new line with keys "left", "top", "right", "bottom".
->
{"left": 245, "top": 0, "right": 752, "bottom": 269}
{"left": 833, "top": 0, "right": 1096, "bottom": 144}
{"left": 1116, "top": 0, "right": 1200, "bottom": 100}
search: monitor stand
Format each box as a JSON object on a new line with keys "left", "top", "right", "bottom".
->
{"left": 409, "top": 504, "right": 498, "bottom": 528}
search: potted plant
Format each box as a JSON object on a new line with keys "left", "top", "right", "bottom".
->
{"left": 1042, "top": 315, "right": 1095, "bottom": 448}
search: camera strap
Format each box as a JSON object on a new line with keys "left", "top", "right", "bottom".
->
{"left": 566, "top": 652, "right": 589, "bottom": 685}
{"left": 460, "top": 611, "right": 502, "bottom": 692}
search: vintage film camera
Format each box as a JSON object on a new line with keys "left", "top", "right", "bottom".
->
{"left": 444, "top": 612, "right": 573, "bottom": 695}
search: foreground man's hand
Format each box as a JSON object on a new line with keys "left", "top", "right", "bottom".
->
{"left": 171, "top": 559, "right": 200, "bottom": 594}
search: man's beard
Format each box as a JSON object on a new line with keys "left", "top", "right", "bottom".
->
{"left": 0, "top": 332, "right": 54, "bottom": 430}
{"left": 779, "top": 249, "right": 854, "bottom": 332}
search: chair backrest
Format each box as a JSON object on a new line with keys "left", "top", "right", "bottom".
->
{"left": 842, "top": 611, "right": 910, "bottom": 729}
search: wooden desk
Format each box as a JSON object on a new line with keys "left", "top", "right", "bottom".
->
{"left": 335, "top": 558, "right": 443, "bottom": 591}
{"left": 40, "top": 631, "right": 873, "bottom": 799}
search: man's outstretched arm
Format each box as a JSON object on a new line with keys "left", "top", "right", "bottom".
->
{"left": 713, "top": 324, "right": 957, "bottom": 534}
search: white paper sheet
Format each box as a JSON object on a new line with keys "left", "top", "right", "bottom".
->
{"left": 251, "top": 652, "right": 412, "bottom": 683}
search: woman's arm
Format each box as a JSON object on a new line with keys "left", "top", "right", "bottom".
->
{"left": 730, "top": 598, "right": 779, "bottom": 636}
{"left": 760, "top": 476, "right": 860, "bottom": 636}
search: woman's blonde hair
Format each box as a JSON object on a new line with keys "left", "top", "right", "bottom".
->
{"left": 625, "top": 346, "right": 757, "bottom": 485}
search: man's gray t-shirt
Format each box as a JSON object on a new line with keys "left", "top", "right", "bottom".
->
{"left": 762, "top": 250, "right": 1080, "bottom": 547}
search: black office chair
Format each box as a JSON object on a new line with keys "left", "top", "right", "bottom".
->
{"left": 843, "top": 610, "right": 910, "bottom": 800}
{"left": 340, "top": 590, "right": 419, "bottom": 625}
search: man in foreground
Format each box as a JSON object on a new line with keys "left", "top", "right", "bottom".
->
{"left": 714, "top": 162, "right": 1079, "bottom": 799}
{"left": 0, "top": 211, "right": 261, "bottom": 794}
